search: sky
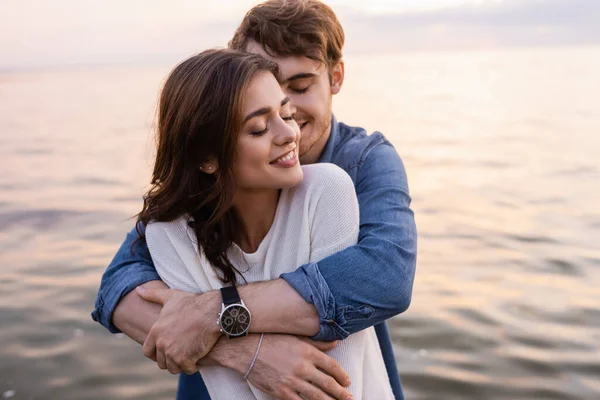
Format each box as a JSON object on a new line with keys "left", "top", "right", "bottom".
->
{"left": 0, "top": 0, "right": 598, "bottom": 69}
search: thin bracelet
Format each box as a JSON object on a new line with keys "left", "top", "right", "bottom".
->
{"left": 244, "top": 333, "right": 264, "bottom": 380}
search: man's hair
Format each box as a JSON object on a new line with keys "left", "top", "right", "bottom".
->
{"left": 229, "top": 0, "right": 345, "bottom": 71}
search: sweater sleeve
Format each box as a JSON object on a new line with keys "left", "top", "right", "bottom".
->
{"left": 146, "top": 220, "right": 205, "bottom": 294}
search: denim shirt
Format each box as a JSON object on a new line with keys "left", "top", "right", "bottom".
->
{"left": 92, "top": 115, "right": 417, "bottom": 399}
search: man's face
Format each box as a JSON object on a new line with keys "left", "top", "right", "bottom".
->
{"left": 245, "top": 41, "right": 344, "bottom": 164}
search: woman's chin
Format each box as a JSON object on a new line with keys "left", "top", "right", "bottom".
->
{"left": 277, "top": 168, "right": 304, "bottom": 188}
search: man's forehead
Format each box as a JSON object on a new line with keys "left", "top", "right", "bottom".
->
{"left": 245, "top": 40, "right": 323, "bottom": 81}
{"left": 245, "top": 40, "right": 271, "bottom": 58}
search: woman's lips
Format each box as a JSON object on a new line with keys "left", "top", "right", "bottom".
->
{"left": 270, "top": 149, "right": 298, "bottom": 167}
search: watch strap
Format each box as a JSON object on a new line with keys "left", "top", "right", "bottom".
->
{"left": 220, "top": 286, "right": 241, "bottom": 306}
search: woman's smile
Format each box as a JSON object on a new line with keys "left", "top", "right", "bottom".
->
{"left": 269, "top": 148, "right": 298, "bottom": 167}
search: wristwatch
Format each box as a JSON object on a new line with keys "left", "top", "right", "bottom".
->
{"left": 217, "top": 286, "right": 252, "bottom": 339}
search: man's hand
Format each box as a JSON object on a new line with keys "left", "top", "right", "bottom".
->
{"left": 206, "top": 334, "right": 352, "bottom": 400}
{"left": 136, "top": 286, "right": 221, "bottom": 375}
{"left": 252, "top": 335, "right": 353, "bottom": 400}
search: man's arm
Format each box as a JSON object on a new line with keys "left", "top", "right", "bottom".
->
{"left": 112, "top": 284, "right": 352, "bottom": 400}
{"left": 92, "top": 223, "right": 321, "bottom": 338}
{"left": 92, "top": 222, "right": 351, "bottom": 398}
{"left": 91, "top": 222, "right": 162, "bottom": 333}
{"left": 201, "top": 334, "right": 352, "bottom": 400}
{"left": 281, "top": 142, "right": 417, "bottom": 340}
{"left": 113, "top": 280, "right": 164, "bottom": 344}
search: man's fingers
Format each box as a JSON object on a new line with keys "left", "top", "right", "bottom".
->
{"left": 296, "top": 381, "right": 335, "bottom": 400}
{"left": 156, "top": 348, "right": 167, "bottom": 370}
{"left": 142, "top": 333, "right": 158, "bottom": 362}
{"left": 166, "top": 357, "right": 182, "bottom": 375}
{"left": 278, "top": 388, "right": 304, "bottom": 400}
{"left": 181, "top": 360, "right": 200, "bottom": 375}
{"left": 136, "top": 286, "right": 170, "bottom": 305}
{"left": 299, "top": 337, "right": 338, "bottom": 352}
{"left": 310, "top": 370, "right": 353, "bottom": 400}
{"left": 313, "top": 353, "right": 350, "bottom": 388}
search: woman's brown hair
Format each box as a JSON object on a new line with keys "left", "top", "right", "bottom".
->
{"left": 229, "top": 0, "right": 344, "bottom": 74}
{"left": 137, "top": 49, "right": 279, "bottom": 284}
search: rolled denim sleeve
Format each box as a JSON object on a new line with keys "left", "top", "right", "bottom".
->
{"left": 91, "top": 222, "right": 161, "bottom": 333}
{"left": 281, "top": 143, "right": 417, "bottom": 341}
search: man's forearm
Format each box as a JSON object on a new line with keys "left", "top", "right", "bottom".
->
{"left": 112, "top": 280, "right": 166, "bottom": 344}
{"left": 238, "top": 278, "right": 320, "bottom": 336}
{"left": 200, "top": 334, "right": 259, "bottom": 371}
{"left": 114, "top": 278, "right": 319, "bottom": 345}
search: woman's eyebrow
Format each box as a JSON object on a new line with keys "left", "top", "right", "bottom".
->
{"left": 243, "top": 106, "right": 272, "bottom": 123}
{"left": 244, "top": 97, "right": 290, "bottom": 123}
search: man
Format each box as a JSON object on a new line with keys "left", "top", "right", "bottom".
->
{"left": 92, "top": 1, "right": 417, "bottom": 399}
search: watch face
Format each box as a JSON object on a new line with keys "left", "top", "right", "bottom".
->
{"left": 220, "top": 304, "right": 251, "bottom": 336}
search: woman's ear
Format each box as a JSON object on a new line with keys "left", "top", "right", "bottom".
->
{"left": 200, "top": 158, "right": 218, "bottom": 174}
{"left": 330, "top": 59, "right": 345, "bottom": 95}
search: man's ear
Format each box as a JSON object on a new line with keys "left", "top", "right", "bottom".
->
{"left": 330, "top": 59, "right": 345, "bottom": 95}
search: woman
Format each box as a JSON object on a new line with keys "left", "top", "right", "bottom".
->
{"left": 140, "top": 49, "right": 394, "bottom": 399}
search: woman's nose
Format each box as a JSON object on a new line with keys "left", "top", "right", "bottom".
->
{"left": 273, "top": 120, "right": 297, "bottom": 146}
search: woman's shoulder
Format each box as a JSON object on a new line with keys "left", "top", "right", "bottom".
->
{"left": 291, "top": 164, "right": 359, "bottom": 249}
{"left": 300, "top": 163, "right": 353, "bottom": 188}
{"left": 287, "top": 163, "right": 355, "bottom": 203}
{"left": 146, "top": 215, "right": 191, "bottom": 239}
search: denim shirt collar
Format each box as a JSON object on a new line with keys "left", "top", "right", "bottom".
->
{"left": 317, "top": 114, "right": 339, "bottom": 164}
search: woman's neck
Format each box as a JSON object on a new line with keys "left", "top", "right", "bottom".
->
{"left": 232, "top": 188, "right": 280, "bottom": 253}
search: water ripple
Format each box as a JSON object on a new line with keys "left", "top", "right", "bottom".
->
{"left": 0, "top": 209, "right": 83, "bottom": 231}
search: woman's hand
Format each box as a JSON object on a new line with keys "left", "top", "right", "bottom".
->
{"left": 137, "top": 286, "right": 222, "bottom": 374}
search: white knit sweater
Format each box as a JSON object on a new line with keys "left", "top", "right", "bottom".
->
{"left": 146, "top": 163, "right": 394, "bottom": 399}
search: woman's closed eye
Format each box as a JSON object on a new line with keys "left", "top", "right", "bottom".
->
{"left": 250, "top": 126, "right": 268, "bottom": 137}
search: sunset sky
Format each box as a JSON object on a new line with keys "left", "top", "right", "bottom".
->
{"left": 0, "top": 0, "right": 597, "bottom": 69}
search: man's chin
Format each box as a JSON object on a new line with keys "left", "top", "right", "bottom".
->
{"left": 297, "top": 138, "right": 312, "bottom": 159}
{"left": 298, "top": 151, "right": 309, "bottom": 164}
{"left": 298, "top": 148, "right": 314, "bottom": 164}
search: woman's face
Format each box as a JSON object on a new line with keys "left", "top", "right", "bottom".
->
{"left": 234, "top": 71, "right": 303, "bottom": 191}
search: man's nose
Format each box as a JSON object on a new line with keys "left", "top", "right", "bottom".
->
{"left": 288, "top": 101, "right": 298, "bottom": 116}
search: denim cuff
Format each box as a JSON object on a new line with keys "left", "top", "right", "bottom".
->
{"left": 91, "top": 269, "right": 161, "bottom": 333}
{"left": 280, "top": 262, "right": 350, "bottom": 341}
